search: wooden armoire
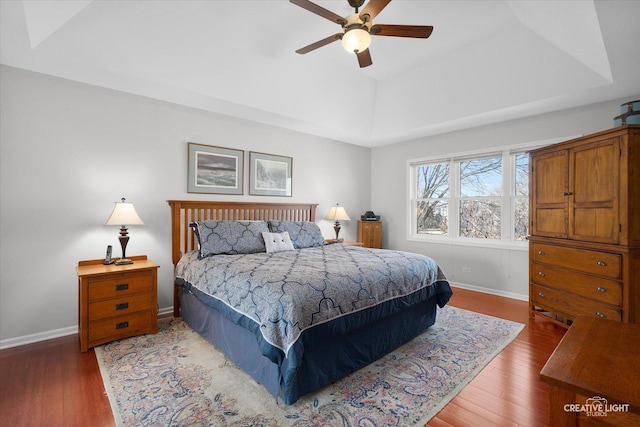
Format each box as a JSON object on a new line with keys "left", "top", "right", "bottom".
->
{"left": 528, "top": 125, "right": 640, "bottom": 327}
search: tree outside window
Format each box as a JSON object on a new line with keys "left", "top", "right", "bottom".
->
{"left": 514, "top": 153, "right": 529, "bottom": 241}
{"left": 459, "top": 156, "right": 501, "bottom": 239}
{"left": 416, "top": 163, "right": 449, "bottom": 235}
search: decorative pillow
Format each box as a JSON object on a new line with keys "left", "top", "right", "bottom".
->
{"left": 268, "top": 220, "right": 325, "bottom": 249}
{"left": 191, "top": 220, "right": 268, "bottom": 258}
{"left": 262, "top": 231, "right": 295, "bottom": 254}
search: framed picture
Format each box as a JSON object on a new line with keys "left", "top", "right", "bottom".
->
{"left": 188, "top": 142, "right": 244, "bottom": 194}
{"left": 249, "top": 151, "right": 292, "bottom": 197}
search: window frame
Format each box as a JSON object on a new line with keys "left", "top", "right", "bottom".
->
{"left": 407, "top": 140, "right": 559, "bottom": 251}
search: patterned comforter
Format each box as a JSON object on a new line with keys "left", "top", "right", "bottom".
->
{"left": 175, "top": 244, "right": 448, "bottom": 355}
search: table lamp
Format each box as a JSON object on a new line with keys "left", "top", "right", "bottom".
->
{"left": 325, "top": 203, "right": 350, "bottom": 242}
{"left": 105, "top": 197, "right": 144, "bottom": 264}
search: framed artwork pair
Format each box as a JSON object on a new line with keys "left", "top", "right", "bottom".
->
{"left": 187, "top": 142, "right": 292, "bottom": 196}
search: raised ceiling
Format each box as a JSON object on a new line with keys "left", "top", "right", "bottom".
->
{"left": 1, "top": 0, "right": 639, "bottom": 147}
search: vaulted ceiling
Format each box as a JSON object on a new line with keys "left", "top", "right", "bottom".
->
{"left": 1, "top": 0, "right": 639, "bottom": 147}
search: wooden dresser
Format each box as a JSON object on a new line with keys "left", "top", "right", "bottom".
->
{"left": 77, "top": 255, "right": 159, "bottom": 352}
{"left": 528, "top": 125, "right": 640, "bottom": 326}
{"left": 357, "top": 220, "right": 382, "bottom": 248}
{"left": 540, "top": 315, "right": 640, "bottom": 426}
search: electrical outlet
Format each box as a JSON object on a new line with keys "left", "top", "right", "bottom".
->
{"left": 462, "top": 267, "right": 471, "bottom": 273}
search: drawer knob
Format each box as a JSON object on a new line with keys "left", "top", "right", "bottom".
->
{"left": 115, "top": 283, "right": 129, "bottom": 291}
{"left": 115, "top": 302, "right": 129, "bottom": 310}
{"left": 563, "top": 192, "right": 574, "bottom": 196}
{"left": 115, "top": 321, "right": 129, "bottom": 330}
{"left": 595, "top": 312, "right": 606, "bottom": 318}
{"left": 596, "top": 287, "right": 607, "bottom": 293}
{"left": 596, "top": 261, "right": 608, "bottom": 267}
{"left": 538, "top": 250, "right": 545, "bottom": 255}
{"left": 538, "top": 271, "right": 546, "bottom": 277}
{"left": 538, "top": 292, "right": 545, "bottom": 298}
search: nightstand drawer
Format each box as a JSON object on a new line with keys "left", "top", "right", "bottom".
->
{"left": 530, "top": 283, "right": 621, "bottom": 321}
{"left": 530, "top": 262, "right": 622, "bottom": 306}
{"left": 530, "top": 242, "right": 621, "bottom": 279}
{"left": 89, "top": 310, "right": 154, "bottom": 344}
{"left": 88, "top": 272, "right": 153, "bottom": 302}
{"left": 89, "top": 293, "right": 155, "bottom": 321}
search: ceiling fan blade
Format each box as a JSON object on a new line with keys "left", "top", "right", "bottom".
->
{"left": 290, "top": 0, "right": 346, "bottom": 25}
{"left": 370, "top": 24, "right": 434, "bottom": 38}
{"left": 360, "top": 0, "right": 391, "bottom": 22}
{"left": 357, "top": 49, "right": 373, "bottom": 68}
{"left": 295, "top": 33, "right": 343, "bottom": 54}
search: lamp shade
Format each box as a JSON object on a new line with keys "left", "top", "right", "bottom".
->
{"left": 325, "top": 205, "right": 351, "bottom": 221}
{"left": 341, "top": 28, "right": 371, "bottom": 53}
{"left": 104, "top": 198, "right": 144, "bottom": 226}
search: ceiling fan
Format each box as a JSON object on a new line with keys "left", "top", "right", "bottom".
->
{"left": 290, "top": 0, "right": 434, "bottom": 68}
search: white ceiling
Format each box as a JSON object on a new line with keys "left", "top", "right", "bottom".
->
{"left": 1, "top": 0, "right": 639, "bottom": 147}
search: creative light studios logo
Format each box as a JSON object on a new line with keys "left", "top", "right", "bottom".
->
{"left": 564, "top": 396, "right": 630, "bottom": 417}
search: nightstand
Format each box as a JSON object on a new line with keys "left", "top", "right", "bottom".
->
{"left": 77, "top": 255, "right": 159, "bottom": 352}
{"left": 341, "top": 240, "right": 363, "bottom": 246}
{"left": 357, "top": 221, "right": 382, "bottom": 248}
{"left": 325, "top": 239, "right": 363, "bottom": 246}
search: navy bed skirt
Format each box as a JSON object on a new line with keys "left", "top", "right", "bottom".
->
{"left": 178, "top": 280, "right": 453, "bottom": 404}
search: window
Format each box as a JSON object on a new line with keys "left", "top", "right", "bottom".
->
{"left": 459, "top": 156, "right": 502, "bottom": 239}
{"left": 416, "top": 162, "right": 449, "bottom": 235}
{"left": 514, "top": 153, "right": 529, "bottom": 241}
{"left": 410, "top": 147, "right": 531, "bottom": 247}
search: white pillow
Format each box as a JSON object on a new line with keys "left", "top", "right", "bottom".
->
{"left": 262, "top": 231, "right": 295, "bottom": 253}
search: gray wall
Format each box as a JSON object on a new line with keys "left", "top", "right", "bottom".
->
{"left": 0, "top": 66, "right": 371, "bottom": 346}
{"left": 2, "top": 63, "right": 636, "bottom": 347}
{"left": 370, "top": 95, "right": 637, "bottom": 299}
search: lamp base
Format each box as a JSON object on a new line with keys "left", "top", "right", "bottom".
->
{"left": 116, "top": 231, "right": 132, "bottom": 265}
{"left": 333, "top": 220, "right": 342, "bottom": 241}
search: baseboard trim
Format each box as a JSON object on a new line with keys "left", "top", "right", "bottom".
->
{"left": 158, "top": 306, "right": 174, "bottom": 317}
{"left": 0, "top": 325, "right": 78, "bottom": 350}
{"left": 0, "top": 306, "right": 175, "bottom": 350}
{"left": 449, "top": 282, "right": 529, "bottom": 302}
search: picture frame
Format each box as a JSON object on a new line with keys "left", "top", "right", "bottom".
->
{"left": 188, "top": 142, "right": 244, "bottom": 194}
{"left": 249, "top": 151, "right": 292, "bottom": 197}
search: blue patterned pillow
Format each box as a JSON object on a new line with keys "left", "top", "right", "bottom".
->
{"left": 268, "top": 221, "right": 325, "bottom": 249}
{"left": 191, "top": 221, "right": 268, "bottom": 258}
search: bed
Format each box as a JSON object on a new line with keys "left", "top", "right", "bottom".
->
{"left": 168, "top": 200, "right": 453, "bottom": 405}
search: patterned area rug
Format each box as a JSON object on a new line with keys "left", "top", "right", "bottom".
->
{"left": 95, "top": 306, "right": 524, "bottom": 426}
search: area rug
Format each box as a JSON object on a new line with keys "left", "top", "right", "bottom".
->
{"left": 95, "top": 306, "right": 524, "bottom": 426}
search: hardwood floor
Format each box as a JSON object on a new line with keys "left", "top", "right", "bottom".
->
{"left": 0, "top": 287, "right": 566, "bottom": 427}
{"left": 0, "top": 333, "right": 114, "bottom": 427}
{"left": 427, "top": 288, "right": 566, "bottom": 427}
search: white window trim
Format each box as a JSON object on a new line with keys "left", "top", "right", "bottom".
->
{"left": 407, "top": 137, "right": 577, "bottom": 251}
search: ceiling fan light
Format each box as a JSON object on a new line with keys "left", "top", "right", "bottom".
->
{"left": 341, "top": 28, "right": 371, "bottom": 53}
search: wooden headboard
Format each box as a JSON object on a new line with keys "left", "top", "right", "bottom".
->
{"left": 167, "top": 200, "right": 318, "bottom": 316}
{"left": 167, "top": 200, "right": 318, "bottom": 266}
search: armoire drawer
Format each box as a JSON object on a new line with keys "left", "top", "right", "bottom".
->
{"left": 529, "top": 262, "right": 622, "bottom": 306}
{"left": 529, "top": 242, "right": 621, "bottom": 279}
{"left": 88, "top": 272, "right": 153, "bottom": 302}
{"left": 530, "top": 284, "right": 621, "bottom": 322}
